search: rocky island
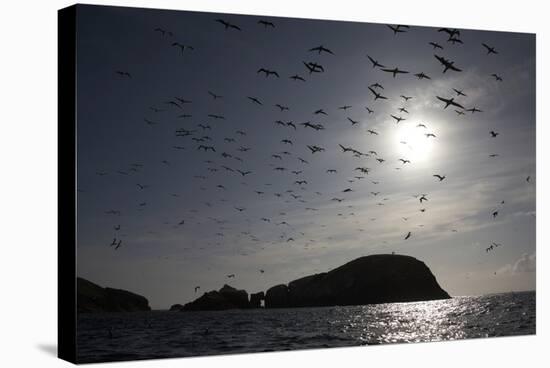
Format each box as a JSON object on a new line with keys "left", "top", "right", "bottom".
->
{"left": 178, "top": 284, "right": 250, "bottom": 311}
{"left": 77, "top": 277, "right": 151, "bottom": 313}
{"left": 176, "top": 254, "right": 450, "bottom": 311}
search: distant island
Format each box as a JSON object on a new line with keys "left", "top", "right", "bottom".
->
{"left": 175, "top": 254, "right": 450, "bottom": 311}
{"left": 77, "top": 277, "right": 151, "bottom": 313}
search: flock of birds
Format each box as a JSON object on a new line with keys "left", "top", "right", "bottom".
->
{"left": 94, "top": 16, "right": 534, "bottom": 294}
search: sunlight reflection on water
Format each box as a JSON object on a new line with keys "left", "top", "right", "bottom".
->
{"left": 77, "top": 292, "right": 535, "bottom": 363}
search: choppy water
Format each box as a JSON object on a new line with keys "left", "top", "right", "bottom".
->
{"left": 77, "top": 291, "right": 535, "bottom": 363}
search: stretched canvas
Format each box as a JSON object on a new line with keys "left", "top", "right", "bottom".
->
{"left": 58, "top": 4, "right": 536, "bottom": 364}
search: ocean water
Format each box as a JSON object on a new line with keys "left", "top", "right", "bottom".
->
{"left": 77, "top": 291, "right": 535, "bottom": 363}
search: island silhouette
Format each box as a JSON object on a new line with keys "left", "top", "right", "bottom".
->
{"left": 78, "top": 255, "right": 450, "bottom": 313}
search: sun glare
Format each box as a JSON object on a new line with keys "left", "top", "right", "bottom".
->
{"left": 395, "top": 122, "right": 435, "bottom": 163}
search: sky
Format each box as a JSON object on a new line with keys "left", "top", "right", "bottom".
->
{"left": 75, "top": 4, "right": 536, "bottom": 310}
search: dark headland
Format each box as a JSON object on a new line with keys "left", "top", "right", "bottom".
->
{"left": 175, "top": 254, "right": 450, "bottom": 311}
{"left": 77, "top": 277, "right": 151, "bottom": 313}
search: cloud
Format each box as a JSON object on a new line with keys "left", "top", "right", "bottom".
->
{"left": 498, "top": 253, "right": 536, "bottom": 275}
{"left": 513, "top": 253, "right": 536, "bottom": 273}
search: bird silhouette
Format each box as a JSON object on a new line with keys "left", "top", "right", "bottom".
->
{"left": 453, "top": 88, "right": 467, "bottom": 97}
{"left": 258, "top": 20, "right": 275, "bottom": 28}
{"left": 367, "top": 55, "right": 385, "bottom": 68}
{"left": 303, "top": 61, "right": 324, "bottom": 74}
{"left": 381, "top": 67, "right": 409, "bottom": 78}
{"left": 257, "top": 68, "right": 280, "bottom": 78}
{"left": 247, "top": 96, "right": 263, "bottom": 105}
{"left": 216, "top": 19, "right": 241, "bottom": 31}
{"left": 387, "top": 24, "right": 409, "bottom": 35}
{"left": 391, "top": 115, "right": 406, "bottom": 124}
{"left": 439, "top": 28, "right": 461, "bottom": 38}
{"left": 434, "top": 55, "right": 462, "bottom": 73}
{"left": 172, "top": 42, "right": 194, "bottom": 53}
{"left": 309, "top": 45, "right": 334, "bottom": 55}
{"left": 466, "top": 107, "right": 483, "bottom": 113}
{"left": 414, "top": 72, "right": 431, "bottom": 80}
{"left": 482, "top": 43, "right": 498, "bottom": 55}
{"left": 115, "top": 70, "right": 131, "bottom": 78}
{"left": 290, "top": 74, "right": 306, "bottom": 82}
{"left": 307, "top": 145, "right": 325, "bottom": 153}
{"left": 437, "top": 96, "right": 464, "bottom": 109}
{"left": 368, "top": 87, "right": 388, "bottom": 101}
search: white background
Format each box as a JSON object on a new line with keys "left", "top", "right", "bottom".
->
{"left": 0, "top": 0, "right": 547, "bottom": 366}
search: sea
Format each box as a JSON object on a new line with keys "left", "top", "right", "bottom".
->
{"left": 76, "top": 291, "right": 535, "bottom": 363}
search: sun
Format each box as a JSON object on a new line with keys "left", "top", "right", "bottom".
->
{"left": 395, "top": 122, "right": 435, "bottom": 163}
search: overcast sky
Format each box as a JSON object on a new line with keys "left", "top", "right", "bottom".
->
{"left": 75, "top": 4, "right": 535, "bottom": 309}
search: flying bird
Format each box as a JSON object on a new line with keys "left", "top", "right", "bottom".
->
{"left": 439, "top": 28, "right": 460, "bottom": 38}
{"left": 347, "top": 117, "right": 359, "bottom": 125}
{"left": 436, "top": 96, "right": 464, "bottom": 109}
{"left": 404, "top": 232, "right": 412, "bottom": 240}
{"left": 434, "top": 54, "right": 462, "bottom": 73}
{"left": 247, "top": 96, "right": 263, "bottom": 105}
{"left": 466, "top": 107, "right": 483, "bottom": 113}
{"left": 414, "top": 72, "right": 431, "bottom": 80}
{"left": 303, "top": 61, "right": 324, "bottom": 74}
{"left": 309, "top": 45, "right": 334, "bottom": 55}
{"left": 290, "top": 74, "right": 306, "bottom": 82}
{"left": 172, "top": 42, "right": 194, "bottom": 53}
{"left": 258, "top": 20, "right": 275, "bottom": 28}
{"left": 115, "top": 70, "right": 131, "bottom": 78}
{"left": 368, "top": 87, "right": 388, "bottom": 101}
{"left": 447, "top": 37, "right": 463, "bottom": 45}
{"left": 257, "top": 68, "right": 280, "bottom": 78}
{"left": 208, "top": 91, "right": 223, "bottom": 99}
{"left": 367, "top": 55, "right": 385, "bottom": 68}
{"left": 307, "top": 145, "right": 325, "bottom": 153}
{"left": 387, "top": 24, "right": 409, "bottom": 35}
{"left": 453, "top": 88, "right": 467, "bottom": 97}
{"left": 433, "top": 174, "right": 446, "bottom": 181}
{"left": 482, "top": 43, "right": 498, "bottom": 55}
{"left": 391, "top": 115, "right": 406, "bottom": 124}
{"left": 237, "top": 170, "right": 252, "bottom": 176}
{"left": 216, "top": 19, "right": 241, "bottom": 31}
{"left": 381, "top": 67, "right": 409, "bottom": 78}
